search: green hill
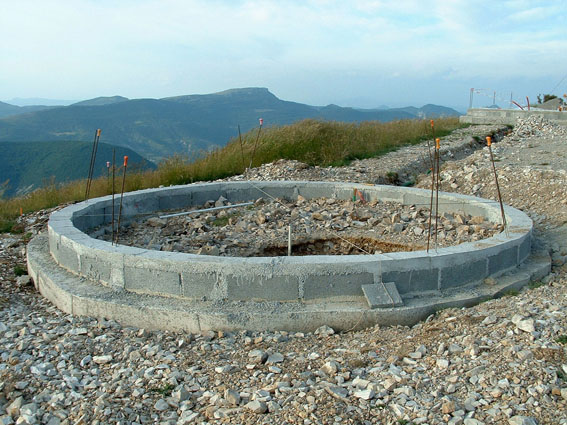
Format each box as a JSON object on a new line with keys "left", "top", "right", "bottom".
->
{"left": 0, "top": 140, "right": 155, "bottom": 198}
{"left": 71, "top": 96, "right": 129, "bottom": 107}
{"left": 0, "top": 88, "right": 459, "bottom": 162}
{"left": 0, "top": 101, "right": 55, "bottom": 118}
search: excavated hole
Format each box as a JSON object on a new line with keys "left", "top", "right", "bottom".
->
{"left": 259, "top": 236, "right": 423, "bottom": 256}
{"left": 96, "top": 194, "right": 501, "bottom": 257}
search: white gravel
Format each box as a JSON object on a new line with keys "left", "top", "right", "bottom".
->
{"left": 1, "top": 118, "right": 567, "bottom": 424}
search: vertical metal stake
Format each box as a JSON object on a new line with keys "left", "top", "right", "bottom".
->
{"left": 111, "top": 149, "right": 116, "bottom": 245}
{"left": 85, "top": 129, "right": 101, "bottom": 200}
{"left": 434, "top": 138, "right": 441, "bottom": 252}
{"left": 486, "top": 137, "right": 508, "bottom": 236}
{"left": 115, "top": 156, "right": 128, "bottom": 245}
{"left": 249, "top": 118, "right": 264, "bottom": 169}
{"left": 288, "top": 225, "right": 292, "bottom": 256}
{"left": 238, "top": 124, "right": 246, "bottom": 171}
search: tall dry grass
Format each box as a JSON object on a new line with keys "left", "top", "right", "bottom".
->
{"left": 0, "top": 117, "right": 464, "bottom": 231}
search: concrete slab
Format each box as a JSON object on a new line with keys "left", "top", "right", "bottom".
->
{"left": 362, "top": 282, "right": 403, "bottom": 308}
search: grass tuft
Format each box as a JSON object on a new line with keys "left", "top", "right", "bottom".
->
{"left": 528, "top": 281, "right": 545, "bottom": 289}
{"left": 502, "top": 289, "right": 520, "bottom": 297}
{"left": 14, "top": 265, "right": 27, "bottom": 277}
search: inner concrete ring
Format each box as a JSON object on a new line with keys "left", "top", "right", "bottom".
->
{"left": 28, "top": 181, "right": 548, "bottom": 332}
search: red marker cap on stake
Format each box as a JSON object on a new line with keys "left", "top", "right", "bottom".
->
{"left": 259, "top": 118, "right": 263, "bottom": 126}
{"left": 486, "top": 136, "right": 492, "bottom": 147}
{"left": 435, "top": 138, "right": 440, "bottom": 149}
{"left": 123, "top": 156, "right": 128, "bottom": 167}
{"left": 430, "top": 119, "right": 434, "bottom": 128}
{"left": 97, "top": 129, "right": 101, "bottom": 137}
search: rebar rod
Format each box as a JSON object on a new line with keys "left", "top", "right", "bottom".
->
{"left": 85, "top": 129, "right": 97, "bottom": 200}
{"left": 249, "top": 118, "right": 263, "bottom": 169}
{"left": 238, "top": 124, "right": 245, "bottom": 171}
{"left": 486, "top": 136, "right": 508, "bottom": 234}
{"left": 434, "top": 138, "right": 441, "bottom": 251}
{"left": 427, "top": 120, "right": 435, "bottom": 170}
{"left": 426, "top": 138, "right": 438, "bottom": 253}
{"left": 114, "top": 156, "right": 128, "bottom": 244}
{"left": 85, "top": 129, "right": 101, "bottom": 200}
{"left": 111, "top": 149, "right": 116, "bottom": 245}
{"left": 159, "top": 202, "right": 254, "bottom": 219}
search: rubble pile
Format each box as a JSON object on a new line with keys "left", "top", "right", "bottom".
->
{"left": 107, "top": 197, "right": 499, "bottom": 257}
{"left": 510, "top": 115, "right": 567, "bottom": 139}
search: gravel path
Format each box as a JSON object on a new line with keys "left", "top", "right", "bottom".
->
{"left": 1, "top": 117, "right": 567, "bottom": 425}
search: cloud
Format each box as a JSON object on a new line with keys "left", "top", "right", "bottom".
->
{"left": 1, "top": 0, "right": 566, "bottom": 105}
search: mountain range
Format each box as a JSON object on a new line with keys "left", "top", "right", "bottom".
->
{"left": 0, "top": 88, "right": 459, "bottom": 197}
{"left": 0, "top": 88, "right": 459, "bottom": 163}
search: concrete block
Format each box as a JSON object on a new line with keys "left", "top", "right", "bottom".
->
{"left": 120, "top": 195, "right": 159, "bottom": 217}
{"left": 124, "top": 266, "right": 182, "bottom": 297}
{"left": 226, "top": 274, "right": 299, "bottom": 301}
{"left": 439, "top": 258, "right": 487, "bottom": 289}
{"left": 185, "top": 183, "right": 223, "bottom": 205}
{"left": 56, "top": 239, "right": 80, "bottom": 273}
{"left": 518, "top": 234, "right": 532, "bottom": 262}
{"left": 371, "top": 188, "right": 405, "bottom": 203}
{"left": 441, "top": 202, "right": 488, "bottom": 218}
{"left": 296, "top": 182, "right": 336, "bottom": 199}
{"left": 402, "top": 192, "right": 429, "bottom": 207}
{"left": 302, "top": 273, "right": 372, "bottom": 300}
{"left": 225, "top": 187, "right": 261, "bottom": 203}
{"left": 382, "top": 268, "right": 438, "bottom": 294}
{"left": 257, "top": 185, "right": 297, "bottom": 201}
{"left": 79, "top": 253, "right": 111, "bottom": 283}
{"left": 157, "top": 193, "right": 192, "bottom": 211}
{"left": 181, "top": 271, "right": 222, "bottom": 300}
{"left": 488, "top": 245, "right": 519, "bottom": 275}
{"left": 362, "top": 282, "right": 403, "bottom": 308}
{"left": 72, "top": 204, "right": 106, "bottom": 229}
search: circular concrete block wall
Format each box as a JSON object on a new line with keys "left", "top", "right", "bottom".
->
{"left": 45, "top": 181, "right": 533, "bottom": 305}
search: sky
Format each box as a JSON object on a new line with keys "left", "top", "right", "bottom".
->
{"left": 1, "top": 0, "right": 566, "bottom": 110}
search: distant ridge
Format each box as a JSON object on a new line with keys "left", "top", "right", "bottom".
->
{"left": 0, "top": 140, "right": 154, "bottom": 198}
{"left": 0, "top": 101, "right": 56, "bottom": 118}
{"left": 0, "top": 88, "right": 460, "bottom": 162}
{"left": 71, "top": 96, "right": 129, "bottom": 107}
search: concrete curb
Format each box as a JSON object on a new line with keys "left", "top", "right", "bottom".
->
{"left": 460, "top": 108, "right": 567, "bottom": 125}
{"left": 46, "top": 182, "right": 533, "bottom": 304}
{"left": 28, "top": 234, "right": 550, "bottom": 332}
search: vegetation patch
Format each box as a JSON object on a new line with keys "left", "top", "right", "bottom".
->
{"left": 0, "top": 117, "right": 463, "bottom": 223}
{"left": 150, "top": 383, "right": 175, "bottom": 396}
{"left": 528, "top": 280, "right": 545, "bottom": 289}
{"left": 14, "top": 265, "right": 27, "bottom": 277}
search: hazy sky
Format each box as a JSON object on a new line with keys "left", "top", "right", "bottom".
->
{"left": 2, "top": 0, "right": 566, "bottom": 109}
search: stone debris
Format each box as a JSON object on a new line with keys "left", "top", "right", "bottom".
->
{"left": 102, "top": 196, "right": 499, "bottom": 256}
{"left": 510, "top": 115, "right": 567, "bottom": 139}
{"left": 1, "top": 122, "right": 567, "bottom": 424}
